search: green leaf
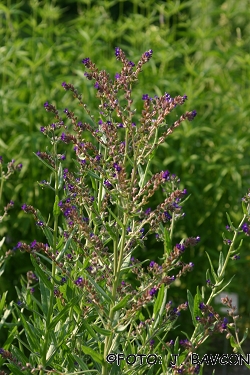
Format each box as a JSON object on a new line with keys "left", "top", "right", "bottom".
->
{"left": 138, "top": 164, "right": 145, "bottom": 188}
{"left": 163, "top": 225, "right": 172, "bottom": 256}
{"left": 81, "top": 319, "right": 98, "bottom": 340}
{"left": 217, "top": 251, "right": 225, "bottom": 277}
{"left": 106, "top": 222, "right": 117, "bottom": 241}
{"left": 112, "top": 294, "right": 131, "bottom": 313}
{"left": 242, "top": 200, "right": 248, "bottom": 215}
{"left": 85, "top": 274, "right": 112, "bottom": 305}
{"left": 6, "top": 364, "right": 24, "bottom": 375}
{"left": 36, "top": 210, "right": 54, "bottom": 247}
{"left": 81, "top": 345, "right": 103, "bottom": 364}
{"left": 153, "top": 283, "right": 165, "bottom": 317}
{"left": 0, "top": 291, "right": 7, "bottom": 314}
{"left": 107, "top": 207, "right": 124, "bottom": 228}
{"left": 187, "top": 290, "right": 196, "bottom": 327}
{"left": 205, "top": 252, "right": 218, "bottom": 283}
{"left": 92, "top": 325, "right": 112, "bottom": 336}
{"left": 53, "top": 195, "right": 61, "bottom": 217}
{"left": 213, "top": 275, "right": 235, "bottom": 297}
{"left": 56, "top": 228, "right": 77, "bottom": 262}
{"left": 48, "top": 295, "right": 81, "bottom": 331}
{"left": 15, "top": 309, "right": 40, "bottom": 352}
{"left": 173, "top": 336, "right": 179, "bottom": 355}
{"left": 226, "top": 212, "right": 234, "bottom": 228}
{"left": 58, "top": 162, "right": 64, "bottom": 190}
{"left": 39, "top": 277, "right": 50, "bottom": 316}
{"left": 33, "top": 152, "right": 55, "bottom": 172}
{"left": 0, "top": 237, "right": 5, "bottom": 249}
{"left": 72, "top": 354, "right": 89, "bottom": 370}
{"left": 240, "top": 328, "right": 248, "bottom": 345}
{"left": 193, "top": 290, "right": 202, "bottom": 324}
{"left": 230, "top": 335, "right": 239, "bottom": 349}
{"left": 30, "top": 256, "right": 53, "bottom": 290}
{"left": 87, "top": 170, "right": 102, "bottom": 181}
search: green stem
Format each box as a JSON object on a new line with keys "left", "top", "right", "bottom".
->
{"left": 191, "top": 208, "right": 248, "bottom": 345}
{"left": 40, "top": 141, "right": 59, "bottom": 374}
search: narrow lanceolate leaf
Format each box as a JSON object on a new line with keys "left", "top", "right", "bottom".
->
{"left": 205, "top": 251, "right": 218, "bottom": 283}
{"left": 48, "top": 295, "right": 81, "bottom": 331}
{"left": 111, "top": 294, "right": 131, "bottom": 313}
{"left": 33, "top": 152, "right": 55, "bottom": 172}
{"left": 81, "top": 345, "right": 103, "bottom": 364}
{"left": 36, "top": 209, "right": 54, "bottom": 247}
{"left": 153, "top": 283, "right": 165, "bottom": 317}
{"left": 226, "top": 212, "right": 234, "bottom": 228}
{"left": 242, "top": 201, "right": 248, "bottom": 215}
{"left": 53, "top": 195, "right": 61, "bottom": 217}
{"left": 92, "top": 325, "right": 112, "bottom": 336}
{"left": 30, "top": 256, "right": 53, "bottom": 290}
{"left": 217, "top": 251, "right": 225, "bottom": 277}
{"left": 213, "top": 275, "right": 235, "bottom": 297}
{"left": 85, "top": 273, "right": 112, "bottom": 305}
{"left": 187, "top": 290, "right": 196, "bottom": 326}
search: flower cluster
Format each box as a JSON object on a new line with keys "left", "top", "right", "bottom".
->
{"left": 2, "top": 47, "right": 247, "bottom": 375}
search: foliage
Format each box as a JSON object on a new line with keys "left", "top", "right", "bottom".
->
{"left": 0, "top": 46, "right": 249, "bottom": 375}
{"left": 0, "top": 0, "right": 250, "bottom": 361}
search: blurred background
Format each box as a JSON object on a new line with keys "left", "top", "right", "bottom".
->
{"left": 0, "top": 0, "right": 250, "bottom": 358}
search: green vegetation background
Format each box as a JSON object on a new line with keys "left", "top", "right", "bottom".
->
{"left": 1, "top": 0, "right": 250, "bottom": 351}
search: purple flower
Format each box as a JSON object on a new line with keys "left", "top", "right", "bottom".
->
{"left": 145, "top": 207, "right": 151, "bottom": 215}
{"left": 82, "top": 58, "right": 90, "bottom": 67}
{"left": 164, "top": 211, "right": 172, "bottom": 221}
{"left": 221, "top": 317, "right": 228, "bottom": 329}
{"left": 142, "top": 94, "right": 149, "bottom": 100}
{"left": 162, "top": 170, "right": 170, "bottom": 180}
{"left": 242, "top": 223, "right": 249, "bottom": 233}
{"left": 143, "top": 49, "right": 153, "bottom": 60}
{"left": 30, "top": 240, "right": 37, "bottom": 248}
{"left": 104, "top": 180, "right": 112, "bottom": 189}
{"left": 113, "top": 163, "right": 122, "bottom": 172}
{"left": 187, "top": 110, "right": 197, "bottom": 121}
{"left": 75, "top": 277, "right": 83, "bottom": 286}
{"left": 233, "top": 255, "right": 240, "bottom": 260}
{"left": 176, "top": 243, "right": 185, "bottom": 252}
{"left": 61, "top": 277, "right": 67, "bottom": 284}
{"left": 115, "top": 47, "right": 121, "bottom": 57}
{"left": 149, "top": 287, "right": 157, "bottom": 296}
{"left": 21, "top": 203, "right": 27, "bottom": 210}
{"left": 128, "top": 60, "right": 135, "bottom": 67}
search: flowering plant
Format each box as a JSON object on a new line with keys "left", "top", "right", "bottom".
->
{"left": 0, "top": 47, "right": 249, "bottom": 375}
